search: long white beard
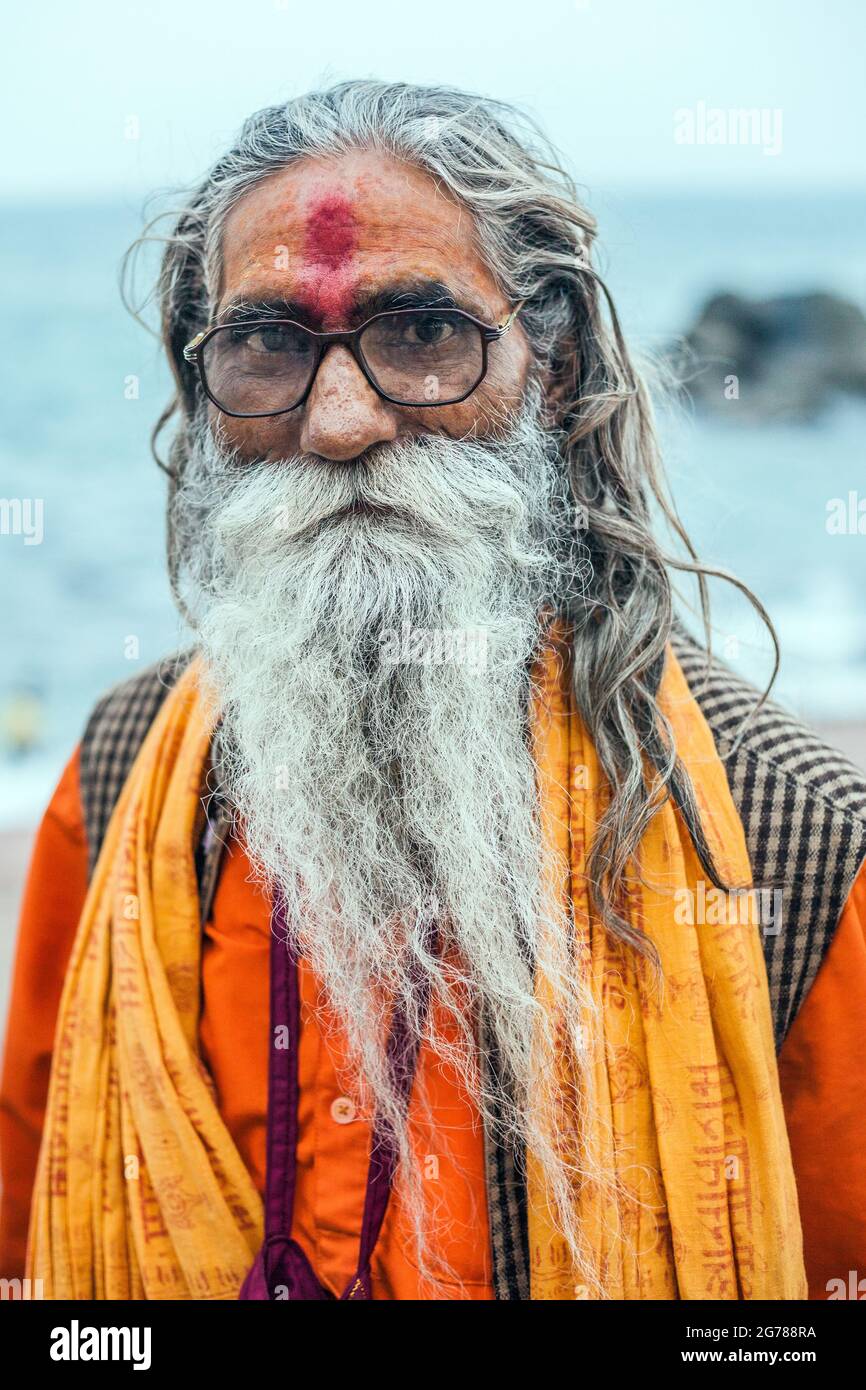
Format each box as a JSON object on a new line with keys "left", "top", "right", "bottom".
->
{"left": 174, "top": 392, "right": 599, "bottom": 1286}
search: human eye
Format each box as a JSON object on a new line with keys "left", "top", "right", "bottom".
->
{"left": 402, "top": 312, "right": 456, "bottom": 347}
{"left": 228, "top": 322, "right": 308, "bottom": 356}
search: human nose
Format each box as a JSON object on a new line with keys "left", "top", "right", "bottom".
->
{"left": 299, "top": 345, "right": 398, "bottom": 461}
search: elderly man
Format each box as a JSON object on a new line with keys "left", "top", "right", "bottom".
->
{"left": 2, "top": 80, "right": 865, "bottom": 1302}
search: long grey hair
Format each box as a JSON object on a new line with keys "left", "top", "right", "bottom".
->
{"left": 126, "top": 79, "right": 771, "bottom": 969}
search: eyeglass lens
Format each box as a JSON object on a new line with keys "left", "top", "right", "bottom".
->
{"left": 199, "top": 310, "right": 485, "bottom": 415}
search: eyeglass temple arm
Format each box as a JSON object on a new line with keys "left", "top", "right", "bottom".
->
{"left": 183, "top": 331, "right": 207, "bottom": 362}
{"left": 492, "top": 300, "right": 526, "bottom": 338}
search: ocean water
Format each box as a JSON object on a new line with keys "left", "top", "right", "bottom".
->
{"left": 1, "top": 193, "right": 865, "bottom": 827}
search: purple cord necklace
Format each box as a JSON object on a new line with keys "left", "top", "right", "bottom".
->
{"left": 240, "top": 889, "right": 432, "bottom": 1300}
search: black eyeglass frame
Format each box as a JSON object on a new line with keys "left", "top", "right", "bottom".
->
{"left": 182, "top": 303, "right": 524, "bottom": 418}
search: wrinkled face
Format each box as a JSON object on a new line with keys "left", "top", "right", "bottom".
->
{"left": 213, "top": 149, "right": 532, "bottom": 462}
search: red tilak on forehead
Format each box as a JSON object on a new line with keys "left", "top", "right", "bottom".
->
{"left": 297, "top": 194, "right": 358, "bottom": 321}
{"left": 303, "top": 195, "right": 356, "bottom": 266}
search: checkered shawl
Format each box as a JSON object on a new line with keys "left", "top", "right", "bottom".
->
{"left": 78, "top": 633, "right": 866, "bottom": 1300}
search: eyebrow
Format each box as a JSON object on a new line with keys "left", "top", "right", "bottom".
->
{"left": 217, "top": 278, "right": 490, "bottom": 327}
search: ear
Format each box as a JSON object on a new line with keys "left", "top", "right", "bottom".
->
{"left": 541, "top": 340, "right": 581, "bottom": 426}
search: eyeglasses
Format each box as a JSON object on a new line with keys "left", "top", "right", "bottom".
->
{"left": 182, "top": 303, "right": 523, "bottom": 418}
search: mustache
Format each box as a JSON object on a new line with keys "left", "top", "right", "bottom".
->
{"left": 198, "top": 424, "right": 554, "bottom": 567}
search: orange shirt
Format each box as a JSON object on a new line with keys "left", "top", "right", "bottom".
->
{"left": 0, "top": 750, "right": 493, "bottom": 1299}
{"left": 2, "top": 746, "right": 865, "bottom": 1299}
{"left": 203, "top": 829, "right": 493, "bottom": 1299}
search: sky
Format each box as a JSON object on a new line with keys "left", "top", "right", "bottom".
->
{"left": 3, "top": 0, "right": 865, "bottom": 201}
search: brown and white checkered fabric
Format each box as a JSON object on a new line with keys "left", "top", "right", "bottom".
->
{"left": 78, "top": 635, "right": 866, "bottom": 1300}
{"left": 477, "top": 1010, "right": 531, "bottom": 1301}
{"left": 671, "top": 627, "right": 866, "bottom": 1049}
{"left": 79, "top": 652, "right": 194, "bottom": 876}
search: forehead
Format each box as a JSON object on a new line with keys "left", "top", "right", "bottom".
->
{"left": 218, "top": 149, "right": 501, "bottom": 320}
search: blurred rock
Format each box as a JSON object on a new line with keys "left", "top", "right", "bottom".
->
{"left": 674, "top": 291, "right": 866, "bottom": 422}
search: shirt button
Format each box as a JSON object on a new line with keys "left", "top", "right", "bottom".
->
{"left": 330, "top": 1096, "right": 357, "bottom": 1125}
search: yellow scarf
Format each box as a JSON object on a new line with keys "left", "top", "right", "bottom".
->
{"left": 528, "top": 634, "right": 805, "bottom": 1298}
{"left": 27, "top": 645, "right": 805, "bottom": 1299}
{"left": 27, "top": 662, "right": 263, "bottom": 1299}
